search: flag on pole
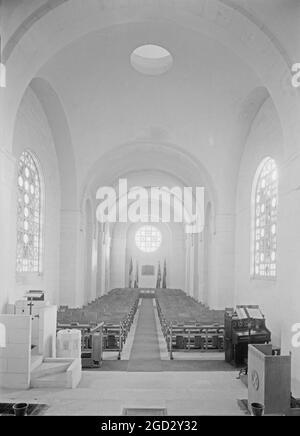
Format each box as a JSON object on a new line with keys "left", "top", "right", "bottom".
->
{"left": 156, "top": 261, "right": 161, "bottom": 288}
{"left": 134, "top": 261, "right": 139, "bottom": 288}
{"left": 128, "top": 257, "right": 133, "bottom": 288}
{"left": 162, "top": 258, "right": 167, "bottom": 288}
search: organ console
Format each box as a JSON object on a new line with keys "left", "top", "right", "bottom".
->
{"left": 224, "top": 305, "right": 271, "bottom": 366}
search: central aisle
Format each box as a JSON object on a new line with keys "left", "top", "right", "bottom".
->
{"left": 127, "top": 298, "right": 162, "bottom": 371}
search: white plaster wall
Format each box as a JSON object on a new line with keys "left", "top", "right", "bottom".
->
{"left": 0, "top": 314, "right": 31, "bottom": 389}
{"left": 235, "top": 97, "right": 284, "bottom": 348}
{"left": 0, "top": 149, "right": 16, "bottom": 313}
{"left": 38, "top": 305, "right": 57, "bottom": 358}
{"left": 12, "top": 87, "right": 61, "bottom": 305}
{"left": 110, "top": 223, "right": 127, "bottom": 290}
{"left": 59, "top": 210, "right": 80, "bottom": 306}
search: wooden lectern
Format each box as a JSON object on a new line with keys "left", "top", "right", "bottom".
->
{"left": 248, "top": 344, "right": 291, "bottom": 415}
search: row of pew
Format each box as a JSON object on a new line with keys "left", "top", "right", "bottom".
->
{"left": 156, "top": 289, "right": 225, "bottom": 359}
{"left": 57, "top": 288, "right": 140, "bottom": 366}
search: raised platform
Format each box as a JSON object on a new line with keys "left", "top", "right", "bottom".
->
{"left": 30, "top": 357, "right": 81, "bottom": 389}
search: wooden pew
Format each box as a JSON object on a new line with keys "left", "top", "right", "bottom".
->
{"left": 166, "top": 323, "right": 224, "bottom": 359}
{"left": 57, "top": 288, "right": 139, "bottom": 362}
{"left": 155, "top": 289, "right": 225, "bottom": 359}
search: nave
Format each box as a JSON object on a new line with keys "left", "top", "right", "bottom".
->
{"left": 1, "top": 0, "right": 300, "bottom": 417}
{"left": 79, "top": 291, "right": 233, "bottom": 372}
{"left": 57, "top": 288, "right": 228, "bottom": 364}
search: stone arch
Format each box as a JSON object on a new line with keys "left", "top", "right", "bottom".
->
{"left": 80, "top": 141, "right": 217, "bottom": 216}
{"left": 2, "top": 0, "right": 299, "bottom": 160}
{"left": 80, "top": 142, "right": 216, "bottom": 300}
{"left": 29, "top": 77, "right": 77, "bottom": 210}
{"left": 2, "top": 0, "right": 292, "bottom": 68}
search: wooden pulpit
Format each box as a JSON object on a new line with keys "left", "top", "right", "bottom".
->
{"left": 248, "top": 344, "right": 291, "bottom": 415}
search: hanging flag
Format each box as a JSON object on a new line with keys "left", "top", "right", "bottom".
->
{"left": 156, "top": 261, "right": 161, "bottom": 288}
{"left": 128, "top": 257, "right": 133, "bottom": 288}
{"left": 162, "top": 258, "right": 167, "bottom": 288}
{"left": 134, "top": 261, "right": 139, "bottom": 288}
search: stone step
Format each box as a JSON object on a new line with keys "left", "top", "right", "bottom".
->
{"left": 30, "top": 372, "right": 70, "bottom": 389}
{"left": 31, "top": 358, "right": 71, "bottom": 379}
{"left": 30, "top": 358, "right": 81, "bottom": 389}
{"left": 30, "top": 354, "right": 43, "bottom": 372}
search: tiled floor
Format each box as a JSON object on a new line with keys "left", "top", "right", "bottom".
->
{"left": 0, "top": 370, "right": 247, "bottom": 415}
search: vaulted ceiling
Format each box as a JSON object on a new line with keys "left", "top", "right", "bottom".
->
{"left": 2, "top": 0, "right": 299, "bottom": 212}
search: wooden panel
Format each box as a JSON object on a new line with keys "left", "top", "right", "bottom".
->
{"left": 248, "top": 344, "right": 291, "bottom": 415}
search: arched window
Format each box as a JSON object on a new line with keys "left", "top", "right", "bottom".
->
{"left": 16, "top": 151, "right": 43, "bottom": 273}
{"left": 252, "top": 157, "right": 278, "bottom": 279}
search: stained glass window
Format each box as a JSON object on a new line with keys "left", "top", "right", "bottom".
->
{"left": 16, "top": 151, "right": 42, "bottom": 273}
{"left": 135, "top": 226, "right": 161, "bottom": 253}
{"left": 252, "top": 157, "right": 278, "bottom": 278}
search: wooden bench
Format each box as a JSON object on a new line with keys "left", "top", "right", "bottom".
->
{"left": 155, "top": 290, "right": 225, "bottom": 359}
{"left": 57, "top": 289, "right": 139, "bottom": 361}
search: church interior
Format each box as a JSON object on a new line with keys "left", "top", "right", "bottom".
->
{"left": 0, "top": 0, "right": 300, "bottom": 416}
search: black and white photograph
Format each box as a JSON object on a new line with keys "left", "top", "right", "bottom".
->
{"left": 0, "top": 0, "right": 300, "bottom": 419}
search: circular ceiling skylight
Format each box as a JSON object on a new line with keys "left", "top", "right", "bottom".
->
{"left": 130, "top": 44, "right": 173, "bottom": 76}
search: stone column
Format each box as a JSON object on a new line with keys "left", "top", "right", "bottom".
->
{"left": 197, "top": 232, "right": 205, "bottom": 304}
{"left": 184, "top": 235, "right": 190, "bottom": 296}
{"left": 189, "top": 235, "right": 195, "bottom": 298}
{"left": 193, "top": 233, "right": 200, "bottom": 301}
{"left": 59, "top": 209, "right": 83, "bottom": 307}
{"left": 211, "top": 213, "right": 235, "bottom": 309}
{"left": 96, "top": 223, "right": 103, "bottom": 298}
